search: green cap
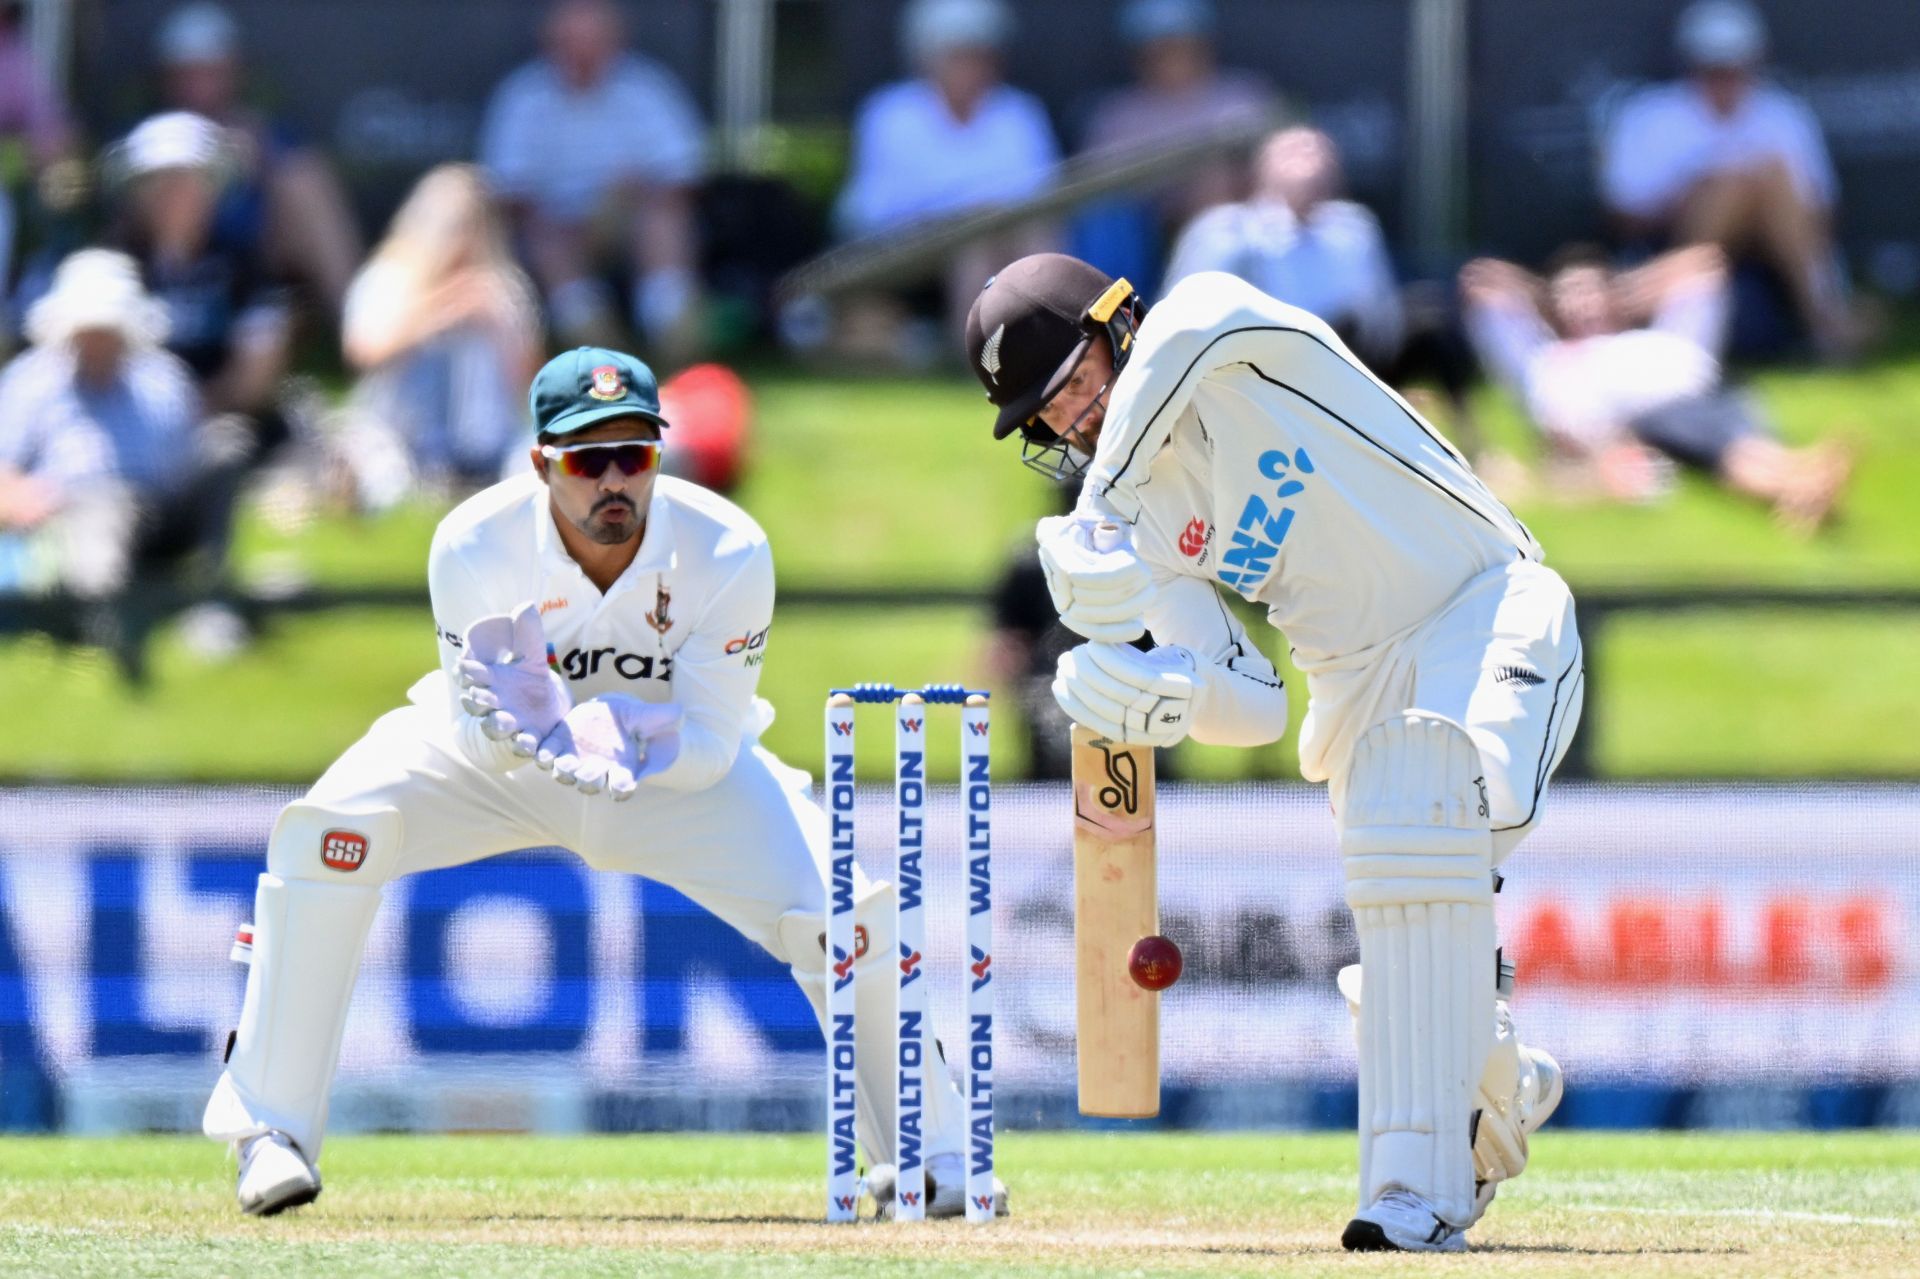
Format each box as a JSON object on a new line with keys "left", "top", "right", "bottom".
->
{"left": 529, "top": 346, "right": 670, "bottom": 438}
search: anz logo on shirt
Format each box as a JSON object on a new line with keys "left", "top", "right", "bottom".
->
{"left": 1217, "top": 446, "right": 1315, "bottom": 595}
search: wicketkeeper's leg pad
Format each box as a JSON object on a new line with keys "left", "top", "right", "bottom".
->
{"left": 775, "top": 882, "right": 967, "bottom": 1171}
{"left": 203, "top": 802, "right": 396, "bottom": 1160}
{"left": 1341, "top": 712, "right": 1496, "bottom": 1228}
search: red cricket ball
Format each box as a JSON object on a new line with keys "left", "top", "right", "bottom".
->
{"left": 1128, "top": 934, "right": 1183, "bottom": 991}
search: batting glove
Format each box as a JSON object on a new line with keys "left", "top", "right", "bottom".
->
{"left": 535, "top": 695, "right": 684, "bottom": 801}
{"left": 1053, "top": 641, "right": 1201, "bottom": 748}
{"left": 456, "top": 603, "right": 572, "bottom": 757}
{"left": 1036, "top": 515, "right": 1155, "bottom": 643}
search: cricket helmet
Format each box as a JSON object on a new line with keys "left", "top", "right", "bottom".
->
{"left": 963, "top": 253, "right": 1143, "bottom": 442}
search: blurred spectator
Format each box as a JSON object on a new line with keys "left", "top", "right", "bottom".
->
{"left": 1074, "top": 0, "right": 1277, "bottom": 289}
{"left": 1166, "top": 127, "right": 1402, "bottom": 366}
{"left": 0, "top": 250, "right": 248, "bottom": 658}
{"left": 834, "top": 0, "right": 1060, "bottom": 346}
{"left": 479, "top": 0, "right": 705, "bottom": 354}
{"left": 1462, "top": 245, "right": 1852, "bottom": 533}
{"left": 1598, "top": 0, "right": 1853, "bottom": 359}
{"left": 1164, "top": 127, "right": 1478, "bottom": 444}
{"left": 153, "top": 2, "right": 363, "bottom": 318}
{"left": 1, "top": 0, "right": 80, "bottom": 326}
{"left": 337, "top": 165, "right": 540, "bottom": 511}
{"left": 107, "top": 111, "right": 297, "bottom": 465}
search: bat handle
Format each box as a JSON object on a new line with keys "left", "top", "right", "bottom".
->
{"left": 1091, "top": 522, "right": 1125, "bottom": 553}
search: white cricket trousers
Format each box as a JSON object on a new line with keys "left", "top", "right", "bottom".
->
{"left": 202, "top": 699, "right": 966, "bottom": 1167}
{"left": 1299, "top": 558, "right": 1585, "bottom": 863}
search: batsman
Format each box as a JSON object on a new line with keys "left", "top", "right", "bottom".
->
{"left": 204, "top": 346, "right": 1003, "bottom": 1219}
{"left": 966, "top": 256, "right": 1578, "bottom": 1252}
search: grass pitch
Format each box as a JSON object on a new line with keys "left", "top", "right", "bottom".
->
{"left": 2, "top": 1131, "right": 1917, "bottom": 1277}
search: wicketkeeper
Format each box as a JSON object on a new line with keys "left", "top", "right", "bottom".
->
{"left": 965, "top": 255, "right": 1577, "bottom": 1252}
{"left": 204, "top": 346, "right": 1005, "bottom": 1219}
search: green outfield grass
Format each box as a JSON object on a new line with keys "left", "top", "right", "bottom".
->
{"left": 3, "top": 357, "right": 1918, "bottom": 783}
{"left": 2, "top": 1131, "right": 1917, "bottom": 1277}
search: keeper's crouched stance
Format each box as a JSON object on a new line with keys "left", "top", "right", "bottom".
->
{"left": 204, "top": 348, "right": 1000, "bottom": 1218}
{"left": 965, "top": 256, "right": 1578, "bottom": 1251}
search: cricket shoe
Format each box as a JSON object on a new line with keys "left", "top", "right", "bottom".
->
{"left": 866, "top": 1156, "right": 1009, "bottom": 1220}
{"left": 1341, "top": 1189, "right": 1467, "bottom": 1253}
{"left": 236, "top": 1130, "right": 321, "bottom": 1216}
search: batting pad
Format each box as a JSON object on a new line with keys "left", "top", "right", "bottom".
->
{"left": 775, "top": 886, "right": 967, "bottom": 1172}
{"left": 1341, "top": 712, "right": 1496, "bottom": 1227}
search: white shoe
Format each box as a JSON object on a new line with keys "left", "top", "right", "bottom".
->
{"left": 1342, "top": 1188, "right": 1467, "bottom": 1253}
{"left": 236, "top": 1130, "right": 321, "bottom": 1216}
{"left": 867, "top": 1157, "right": 1009, "bottom": 1220}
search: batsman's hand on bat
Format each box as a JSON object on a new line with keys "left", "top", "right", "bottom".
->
{"left": 1036, "top": 515, "right": 1155, "bottom": 643}
{"left": 534, "top": 695, "right": 684, "bottom": 801}
{"left": 456, "top": 602, "right": 571, "bottom": 758}
{"left": 1053, "top": 641, "right": 1200, "bottom": 748}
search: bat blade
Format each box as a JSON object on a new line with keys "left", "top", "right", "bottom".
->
{"left": 1071, "top": 726, "right": 1159, "bottom": 1118}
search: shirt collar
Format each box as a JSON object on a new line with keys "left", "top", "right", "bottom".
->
{"left": 533, "top": 481, "right": 678, "bottom": 581}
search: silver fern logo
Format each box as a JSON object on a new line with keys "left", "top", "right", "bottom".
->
{"left": 979, "top": 323, "right": 1004, "bottom": 383}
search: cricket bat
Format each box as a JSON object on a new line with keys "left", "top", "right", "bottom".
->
{"left": 1071, "top": 725, "right": 1159, "bottom": 1118}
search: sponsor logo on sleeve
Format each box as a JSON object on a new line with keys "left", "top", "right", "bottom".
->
{"left": 321, "top": 830, "right": 368, "bottom": 872}
{"left": 725, "top": 625, "right": 770, "bottom": 666}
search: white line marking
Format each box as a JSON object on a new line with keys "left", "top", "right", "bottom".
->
{"left": 1572, "top": 1203, "right": 1918, "bottom": 1230}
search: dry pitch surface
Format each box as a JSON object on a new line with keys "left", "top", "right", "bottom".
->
{"left": 2, "top": 1131, "right": 1916, "bottom": 1277}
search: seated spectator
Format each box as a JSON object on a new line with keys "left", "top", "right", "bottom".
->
{"left": 1166, "top": 127, "right": 1402, "bottom": 365}
{"left": 1598, "top": 0, "right": 1853, "bottom": 359}
{"left": 1164, "top": 126, "right": 1478, "bottom": 444}
{"left": 1462, "top": 245, "right": 1852, "bottom": 533}
{"left": 153, "top": 2, "right": 363, "bottom": 318}
{"left": 834, "top": 0, "right": 1059, "bottom": 345}
{"left": 337, "top": 165, "right": 540, "bottom": 510}
{"left": 1075, "top": 0, "right": 1277, "bottom": 288}
{"left": 0, "top": 250, "right": 249, "bottom": 658}
{"left": 479, "top": 0, "right": 705, "bottom": 354}
{"left": 107, "top": 111, "right": 296, "bottom": 465}
{"left": 1, "top": 0, "right": 81, "bottom": 336}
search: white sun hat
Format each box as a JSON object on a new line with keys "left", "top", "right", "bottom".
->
{"left": 24, "top": 249, "right": 172, "bottom": 348}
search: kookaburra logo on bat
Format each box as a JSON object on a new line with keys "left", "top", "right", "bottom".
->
{"left": 1075, "top": 736, "right": 1151, "bottom": 837}
{"left": 1094, "top": 740, "right": 1138, "bottom": 814}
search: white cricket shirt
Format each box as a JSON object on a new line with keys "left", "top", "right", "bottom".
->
{"left": 1078, "top": 272, "right": 1542, "bottom": 729}
{"left": 419, "top": 472, "right": 775, "bottom": 793}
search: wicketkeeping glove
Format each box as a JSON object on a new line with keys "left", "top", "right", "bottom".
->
{"left": 1036, "top": 515, "right": 1155, "bottom": 643}
{"left": 1053, "top": 641, "right": 1202, "bottom": 748}
{"left": 534, "top": 695, "right": 684, "bottom": 801}
{"left": 456, "top": 602, "right": 571, "bottom": 758}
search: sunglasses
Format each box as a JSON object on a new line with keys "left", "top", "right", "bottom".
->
{"left": 539, "top": 440, "right": 664, "bottom": 480}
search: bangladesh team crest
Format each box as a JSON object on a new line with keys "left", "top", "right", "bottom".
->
{"left": 588, "top": 364, "right": 626, "bottom": 401}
